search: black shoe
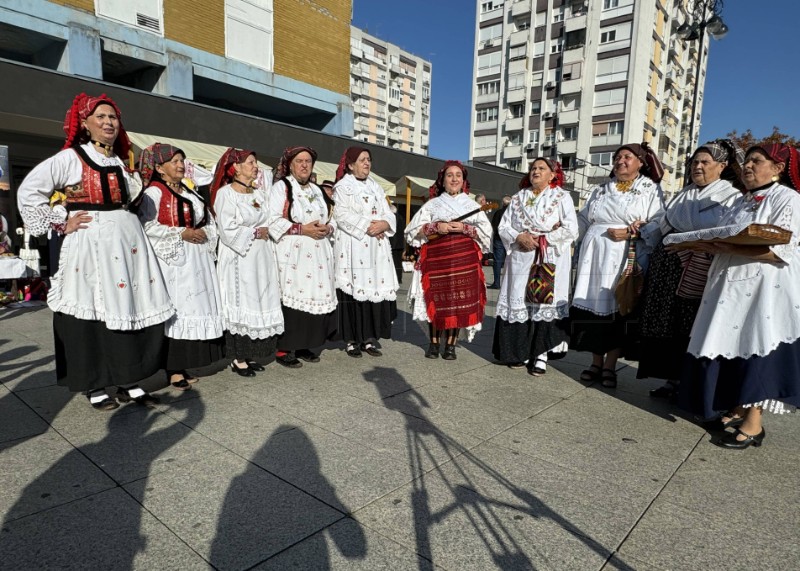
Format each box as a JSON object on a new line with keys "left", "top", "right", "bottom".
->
{"left": 346, "top": 343, "right": 362, "bottom": 358}
{"left": 442, "top": 344, "right": 457, "bottom": 360}
{"left": 721, "top": 411, "right": 745, "bottom": 429}
{"left": 277, "top": 354, "right": 303, "bottom": 368}
{"left": 487, "top": 284, "right": 500, "bottom": 290}
{"left": 116, "top": 386, "right": 160, "bottom": 408}
{"left": 717, "top": 428, "right": 765, "bottom": 449}
{"left": 649, "top": 384, "right": 675, "bottom": 399}
{"left": 362, "top": 343, "right": 382, "bottom": 357}
{"left": 425, "top": 342, "right": 440, "bottom": 359}
{"left": 87, "top": 391, "right": 119, "bottom": 411}
{"left": 295, "top": 349, "right": 320, "bottom": 363}
{"left": 230, "top": 361, "right": 256, "bottom": 377}
{"left": 246, "top": 360, "right": 265, "bottom": 372}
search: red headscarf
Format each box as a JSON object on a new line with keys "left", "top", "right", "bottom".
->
{"left": 62, "top": 93, "right": 131, "bottom": 158}
{"left": 429, "top": 160, "right": 470, "bottom": 198}
{"left": 209, "top": 147, "right": 256, "bottom": 213}
{"left": 335, "top": 146, "right": 371, "bottom": 182}
{"left": 519, "top": 157, "right": 564, "bottom": 190}
{"left": 747, "top": 143, "right": 800, "bottom": 191}
{"left": 274, "top": 146, "right": 318, "bottom": 180}
{"left": 138, "top": 143, "right": 184, "bottom": 188}
{"left": 614, "top": 142, "right": 664, "bottom": 184}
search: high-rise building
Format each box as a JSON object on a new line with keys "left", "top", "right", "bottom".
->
{"left": 349, "top": 27, "right": 432, "bottom": 155}
{"left": 0, "top": 0, "right": 354, "bottom": 135}
{"left": 469, "top": 0, "right": 711, "bottom": 195}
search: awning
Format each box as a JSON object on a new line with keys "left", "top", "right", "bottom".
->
{"left": 395, "top": 175, "right": 435, "bottom": 199}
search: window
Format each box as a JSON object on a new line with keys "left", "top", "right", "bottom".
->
{"left": 603, "top": 0, "right": 619, "bottom": 9}
{"left": 552, "top": 7, "right": 565, "bottom": 22}
{"left": 562, "top": 126, "right": 577, "bottom": 140}
{"left": 600, "top": 30, "right": 617, "bottom": 43}
{"left": 530, "top": 71, "right": 544, "bottom": 87}
{"left": 507, "top": 159, "right": 522, "bottom": 171}
{"left": 529, "top": 130, "right": 540, "bottom": 144}
{"left": 590, "top": 152, "right": 614, "bottom": 166}
{"left": 510, "top": 104, "right": 525, "bottom": 118}
{"left": 481, "top": 2, "right": 496, "bottom": 13}
{"left": 507, "top": 73, "right": 525, "bottom": 90}
{"left": 515, "top": 19, "right": 530, "bottom": 31}
{"left": 474, "top": 135, "right": 498, "bottom": 150}
{"left": 609, "top": 120, "right": 623, "bottom": 135}
{"left": 530, "top": 100, "right": 542, "bottom": 114}
{"left": 476, "top": 107, "right": 499, "bottom": 122}
{"left": 594, "top": 88, "right": 626, "bottom": 107}
{"left": 478, "top": 52, "right": 502, "bottom": 76}
{"left": 562, "top": 62, "right": 582, "bottom": 81}
{"left": 224, "top": 0, "right": 274, "bottom": 70}
{"left": 478, "top": 81, "right": 500, "bottom": 95}
{"left": 508, "top": 132, "right": 523, "bottom": 145}
{"left": 389, "top": 85, "right": 401, "bottom": 100}
{"left": 535, "top": 11, "right": 546, "bottom": 27}
{"left": 509, "top": 44, "right": 527, "bottom": 61}
{"left": 569, "top": 0, "right": 587, "bottom": 17}
{"left": 565, "top": 29, "right": 586, "bottom": 50}
{"left": 550, "top": 40, "right": 564, "bottom": 54}
{"left": 561, "top": 94, "right": 579, "bottom": 111}
{"left": 561, "top": 154, "right": 576, "bottom": 169}
{"left": 423, "top": 85, "right": 430, "bottom": 101}
{"left": 596, "top": 55, "right": 629, "bottom": 84}
{"left": 479, "top": 23, "right": 503, "bottom": 43}
{"left": 533, "top": 41, "right": 545, "bottom": 58}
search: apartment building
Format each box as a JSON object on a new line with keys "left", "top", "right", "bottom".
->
{"left": 469, "top": 0, "right": 711, "bottom": 195}
{"left": 0, "top": 0, "right": 354, "bottom": 134}
{"left": 349, "top": 27, "right": 432, "bottom": 155}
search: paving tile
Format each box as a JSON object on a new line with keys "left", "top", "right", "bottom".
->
{"left": 0, "top": 487, "right": 211, "bottom": 571}
{"left": 618, "top": 500, "right": 800, "bottom": 571}
{"left": 0, "top": 384, "right": 51, "bottom": 445}
{"left": 255, "top": 518, "right": 440, "bottom": 570}
{"left": 124, "top": 450, "right": 343, "bottom": 571}
{"left": 248, "top": 424, "right": 413, "bottom": 512}
{"left": 0, "top": 430, "right": 116, "bottom": 522}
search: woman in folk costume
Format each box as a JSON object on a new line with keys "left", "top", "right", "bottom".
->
{"left": 405, "top": 161, "right": 492, "bottom": 360}
{"left": 637, "top": 140, "right": 743, "bottom": 399}
{"left": 492, "top": 158, "right": 578, "bottom": 376}
{"left": 16, "top": 93, "right": 173, "bottom": 410}
{"left": 267, "top": 146, "right": 337, "bottom": 368}
{"left": 212, "top": 148, "right": 284, "bottom": 377}
{"left": 678, "top": 144, "right": 800, "bottom": 449}
{"left": 332, "top": 146, "right": 398, "bottom": 358}
{"left": 570, "top": 142, "right": 665, "bottom": 388}
{"left": 138, "top": 144, "right": 224, "bottom": 390}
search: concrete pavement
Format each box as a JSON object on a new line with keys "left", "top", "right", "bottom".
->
{"left": 1, "top": 277, "right": 798, "bottom": 570}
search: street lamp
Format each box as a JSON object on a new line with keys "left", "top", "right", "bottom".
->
{"left": 677, "top": 0, "right": 729, "bottom": 153}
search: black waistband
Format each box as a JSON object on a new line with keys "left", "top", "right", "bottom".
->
{"left": 65, "top": 202, "right": 126, "bottom": 212}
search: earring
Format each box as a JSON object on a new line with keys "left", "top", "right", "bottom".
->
{"left": 772, "top": 175, "right": 780, "bottom": 182}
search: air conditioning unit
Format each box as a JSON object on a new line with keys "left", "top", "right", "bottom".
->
{"left": 543, "top": 112, "right": 553, "bottom": 120}
{"left": 545, "top": 82, "right": 554, "bottom": 89}
{"left": 525, "top": 143, "right": 538, "bottom": 153}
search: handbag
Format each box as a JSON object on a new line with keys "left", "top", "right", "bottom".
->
{"left": 525, "top": 235, "right": 556, "bottom": 305}
{"left": 615, "top": 237, "right": 644, "bottom": 316}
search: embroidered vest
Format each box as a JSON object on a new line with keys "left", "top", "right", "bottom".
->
{"left": 63, "top": 146, "right": 129, "bottom": 211}
{"left": 152, "top": 181, "right": 207, "bottom": 228}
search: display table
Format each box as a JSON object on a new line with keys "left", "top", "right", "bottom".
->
{"left": 0, "top": 256, "right": 32, "bottom": 279}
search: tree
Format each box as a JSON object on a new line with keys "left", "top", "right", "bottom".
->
{"left": 726, "top": 126, "right": 799, "bottom": 150}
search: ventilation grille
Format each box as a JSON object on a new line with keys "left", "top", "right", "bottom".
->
{"left": 136, "top": 13, "right": 160, "bottom": 32}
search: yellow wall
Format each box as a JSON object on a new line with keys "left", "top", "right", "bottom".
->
{"left": 274, "top": 0, "right": 351, "bottom": 95}
{"left": 164, "top": 0, "right": 225, "bottom": 56}
{"left": 49, "top": 0, "right": 94, "bottom": 11}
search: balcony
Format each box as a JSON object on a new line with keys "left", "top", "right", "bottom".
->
{"left": 565, "top": 14, "right": 587, "bottom": 32}
{"left": 560, "top": 78, "right": 582, "bottom": 94}
{"left": 504, "top": 144, "right": 523, "bottom": 159}
{"left": 480, "top": 6, "right": 503, "bottom": 22}
{"left": 390, "top": 64, "right": 402, "bottom": 75}
{"left": 508, "top": 58, "right": 527, "bottom": 75}
{"left": 388, "top": 113, "right": 400, "bottom": 124}
{"left": 558, "top": 139, "right": 577, "bottom": 154}
{"left": 558, "top": 108, "right": 580, "bottom": 124}
{"left": 511, "top": 0, "right": 532, "bottom": 18}
{"left": 388, "top": 97, "right": 400, "bottom": 108}
{"left": 563, "top": 47, "right": 584, "bottom": 64}
{"left": 505, "top": 116, "right": 524, "bottom": 131}
{"left": 351, "top": 84, "right": 362, "bottom": 95}
{"left": 509, "top": 29, "right": 530, "bottom": 46}
{"left": 475, "top": 119, "right": 498, "bottom": 131}
{"left": 507, "top": 87, "right": 527, "bottom": 104}
{"left": 591, "top": 133, "right": 622, "bottom": 147}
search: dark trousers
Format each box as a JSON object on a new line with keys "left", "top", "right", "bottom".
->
{"left": 492, "top": 238, "right": 505, "bottom": 285}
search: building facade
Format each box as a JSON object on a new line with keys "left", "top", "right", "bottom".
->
{"left": 0, "top": 0, "right": 354, "bottom": 134}
{"left": 469, "top": 0, "right": 710, "bottom": 195}
{"left": 349, "top": 27, "right": 432, "bottom": 155}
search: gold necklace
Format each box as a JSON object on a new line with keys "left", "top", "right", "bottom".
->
{"left": 616, "top": 179, "right": 634, "bottom": 193}
{"left": 91, "top": 140, "right": 113, "bottom": 157}
{"left": 166, "top": 181, "right": 182, "bottom": 192}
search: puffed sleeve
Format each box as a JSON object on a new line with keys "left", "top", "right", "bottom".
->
{"left": 548, "top": 192, "right": 579, "bottom": 256}
{"left": 215, "top": 187, "right": 255, "bottom": 256}
{"left": 333, "top": 182, "right": 370, "bottom": 240}
{"left": 577, "top": 186, "right": 601, "bottom": 239}
{"left": 139, "top": 187, "right": 186, "bottom": 266}
{"left": 16, "top": 150, "right": 75, "bottom": 237}
{"left": 767, "top": 189, "right": 800, "bottom": 264}
{"left": 405, "top": 202, "right": 434, "bottom": 247}
{"left": 464, "top": 209, "right": 493, "bottom": 252}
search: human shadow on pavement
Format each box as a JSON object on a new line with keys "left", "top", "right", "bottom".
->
{"left": 363, "top": 366, "right": 637, "bottom": 571}
{"left": 209, "top": 424, "right": 367, "bottom": 570}
{"left": 1, "top": 397, "right": 205, "bottom": 570}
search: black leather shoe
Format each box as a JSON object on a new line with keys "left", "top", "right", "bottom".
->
{"left": 295, "top": 349, "right": 320, "bottom": 363}
{"left": 346, "top": 344, "right": 363, "bottom": 358}
{"left": 362, "top": 344, "right": 382, "bottom": 357}
{"left": 88, "top": 392, "right": 119, "bottom": 411}
{"left": 721, "top": 412, "right": 745, "bottom": 429}
{"left": 717, "top": 427, "right": 765, "bottom": 449}
{"left": 230, "top": 362, "right": 256, "bottom": 377}
{"left": 277, "top": 354, "right": 303, "bottom": 368}
{"left": 116, "top": 387, "right": 160, "bottom": 407}
{"left": 425, "top": 342, "right": 440, "bottom": 359}
{"left": 649, "top": 385, "right": 675, "bottom": 399}
{"left": 246, "top": 360, "right": 265, "bottom": 372}
{"left": 442, "top": 344, "right": 457, "bottom": 360}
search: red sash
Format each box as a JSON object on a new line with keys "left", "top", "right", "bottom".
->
{"left": 419, "top": 233, "right": 486, "bottom": 330}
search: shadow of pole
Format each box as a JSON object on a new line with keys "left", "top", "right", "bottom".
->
{"left": 363, "top": 366, "right": 637, "bottom": 571}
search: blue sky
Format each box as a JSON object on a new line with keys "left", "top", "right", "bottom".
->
{"left": 352, "top": 0, "right": 798, "bottom": 160}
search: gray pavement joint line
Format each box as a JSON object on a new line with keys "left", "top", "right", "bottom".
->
{"left": 599, "top": 432, "right": 707, "bottom": 571}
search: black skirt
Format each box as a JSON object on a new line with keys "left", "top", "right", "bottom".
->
{"left": 277, "top": 305, "right": 337, "bottom": 351}
{"left": 335, "top": 289, "right": 397, "bottom": 344}
{"left": 225, "top": 332, "right": 276, "bottom": 363}
{"left": 568, "top": 306, "right": 638, "bottom": 357}
{"left": 53, "top": 312, "right": 165, "bottom": 392}
{"left": 637, "top": 243, "right": 702, "bottom": 380}
{"left": 166, "top": 336, "right": 225, "bottom": 371}
{"left": 492, "top": 317, "right": 569, "bottom": 364}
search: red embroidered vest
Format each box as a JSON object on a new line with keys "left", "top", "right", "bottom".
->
{"left": 152, "top": 181, "right": 206, "bottom": 228}
{"left": 63, "top": 146, "right": 128, "bottom": 210}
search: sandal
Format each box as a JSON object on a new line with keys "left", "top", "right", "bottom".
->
{"left": 168, "top": 372, "right": 193, "bottom": 391}
{"left": 529, "top": 359, "right": 547, "bottom": 377}
{"left": 600, "top": 368, "right": 618, "bottom": 388}
{"left": 87, "top": 390, "right": 119, "bottom": 411}
{"left": 579, "top": 364, "right": 602, "bottom": 382}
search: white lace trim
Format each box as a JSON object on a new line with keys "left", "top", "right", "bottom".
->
{"left": 47, "top": 297, "right": 175, "bottom": 331}
{"left": 497, "top": 300, "right": 569, "bottom": 323}
{"left": 689, "top": 333, "right": 800, "bottom": 360}
{"left": 335, "top": 280, "right": 398, "bottom": 303}
{"left": 154, "top": 228, "right": 185, "bottom": 264}
{"left": 227, "top": 322, "right": 285, "bottom": 339}
{"left": 223, "top": 307, "right": 285, "bottom": 339}
{"left": 165, "top": 314, "right": 225, "bottom": 340}
{"left": 280, "top": 294, "right": 337, "bottom": 315}
{"left": 570, "top": 302, "right": 615, "bottom": 316}
{"left": 742, "top": 400, "right": 796, "bottom": 415}
{"left": 20, "top": 205, "right": 67, "bottom": 237}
